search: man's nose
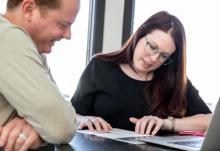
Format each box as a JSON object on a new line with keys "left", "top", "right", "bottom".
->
{"left": 63, "top": 28, "right": 71, "bottom": 40}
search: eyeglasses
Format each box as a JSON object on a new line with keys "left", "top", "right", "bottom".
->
{"left": 144, "top": 36, "right": 173, "bottom": 65}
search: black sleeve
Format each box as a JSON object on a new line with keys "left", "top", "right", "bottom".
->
{"left": 71, "top": 58, "right": 97, "bottom": 115}
{"left": 186, "top": 79, "right": 212, "bottom": 116}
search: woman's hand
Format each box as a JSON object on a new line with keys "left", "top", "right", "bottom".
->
{"left": 129, "top": 115, "right": 165, "bottom": 135}
{"left": 0, "top": 117, "right": 43, "bottom": 151}
{"left": 77, "top": 114, "right": 112, "bottom": 132}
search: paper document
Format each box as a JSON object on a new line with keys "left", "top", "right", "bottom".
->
{"left": 77, "top": 128, "right": 149, "bottom": 144}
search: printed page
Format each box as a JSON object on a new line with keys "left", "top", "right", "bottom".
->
{"left": 77, "top": 128, "right": 149, "bottom": 144}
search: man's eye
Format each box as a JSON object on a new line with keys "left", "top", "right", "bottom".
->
{"left": 59, "top": 24, "right": 67, "bottom": 30}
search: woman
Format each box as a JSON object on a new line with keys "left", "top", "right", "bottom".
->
{"left": 71, "top": 11, "right": 211, "bottom": 135}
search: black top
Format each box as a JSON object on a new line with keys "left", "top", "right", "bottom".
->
{"left": 71, "top": 57, "right": 211, "bottom": 130}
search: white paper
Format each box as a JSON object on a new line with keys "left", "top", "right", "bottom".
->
{"left": 77, "top": 128, "right": 149, "bottom": 144}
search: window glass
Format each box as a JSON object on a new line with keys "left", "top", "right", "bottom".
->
{"left": 134, "top": 0, "right": 220, "bottom": 110}
{"left": 0, "top": 0, "right": 6, "bottom": 12}
{"left": 47, "top": 1, "right": 89, "bottom": 100}
{"left": 0, "top": 0, "right": 89, "bottom": 100}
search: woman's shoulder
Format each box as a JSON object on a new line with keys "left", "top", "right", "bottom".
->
{"left": 90, "top": 55, "right": 104, "bottom": 64}
{"left": 86, "top": 56, "right": 118, "bottom": 77}
{"left": 89, "top": 55, "right": 113, "bottom": 68}
{"left": 186, "top": 78, "right": 197, "bottom": 91}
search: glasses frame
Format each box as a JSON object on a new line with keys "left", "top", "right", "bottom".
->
{"left": 144, "top": 36, "right": 174, "bottom": 65}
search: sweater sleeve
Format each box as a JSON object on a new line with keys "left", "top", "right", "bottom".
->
{"left": 0, "top": 25, "right": 76, "bottom": 144}
{"left": 71, "top": 57, "right": 98, "bottom": 115}
{"left": 186, "top": 79, "right": 212, "bottom": 116}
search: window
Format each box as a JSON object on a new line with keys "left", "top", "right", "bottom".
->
{"left": 0, "top": 0, "right": 6, "bottom": 13}
{"left": 0, "top": 1, "right": 89, "bottom": 100}
{"left": 47, "top": 1, "right": 89, "bottom": 100}
{"left": 134, "top": 0, "right": 220, "bottom": 110}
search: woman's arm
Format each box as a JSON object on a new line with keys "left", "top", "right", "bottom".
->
{"left": 129, "top": 113, "right": 212, "bottom": 135}
{"left": 72, "top": 58, "right": 113, "bottom": 132}
{"left": 174, "top": 113, "right": 212, "bottom": 132}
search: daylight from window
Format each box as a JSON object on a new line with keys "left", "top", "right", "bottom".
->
{"left": 134, "top": 0, "right": 220, "bottom": 110}
{"left": 47, "top": 1, "right": 89, "bottom": 100}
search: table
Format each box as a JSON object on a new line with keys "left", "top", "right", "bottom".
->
{"left": 31, "top": 132, "right": 179, "bottom": 151}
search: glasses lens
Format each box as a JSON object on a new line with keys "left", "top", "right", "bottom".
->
{"left": 145, "top": 42, "right": 156, "bottom": 55}
{"left": 163, "top": 58, "right": 173, "bottom": 65}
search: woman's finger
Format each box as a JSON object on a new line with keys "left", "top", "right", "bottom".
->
{"left": 129, "top": 117, "right": 138, "bottom": 124}
{"left": 96, "top": 118, "right": 112, "bottom": 132}
{"left": 151, "top": 119, "right": 164, "bottom": 135}
{"left": 145, "top": 119, "right": 156, "bottom": 135}
{"left": 86, "top": 119, "right": 95, "bottom": 131}
{"left": 91, "top": 118, "right": 103, "bottom": 131}
{"left": 139, "top": 120, "right": 148, "bottom": 134}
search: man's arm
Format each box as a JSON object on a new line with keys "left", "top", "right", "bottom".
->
{"left": 0, "top": 26, "right": 76, "bottom": 143}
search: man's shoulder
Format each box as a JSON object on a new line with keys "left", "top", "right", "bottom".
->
{"left": 0, "top": 19, "right": 44, "bottom": 69}
{"left": 0, "top": 16, "right": 31, "bottom": 44}
{"left": 0, "top": 25, "right": 30, "bottom": 42}
{"left": 0, "top": 17, "right": 39, "bottom": 57}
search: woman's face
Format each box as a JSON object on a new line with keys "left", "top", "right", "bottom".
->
{"left": 133, "top": 29, "right": 176, "bottom": 74}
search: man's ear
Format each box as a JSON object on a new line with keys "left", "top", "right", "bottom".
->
{"left": 21, "top": 0, "right": 37, "bottom": 22}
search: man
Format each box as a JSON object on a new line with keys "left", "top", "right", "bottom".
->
{"left": 0, "top": 0, "right": 80, "bottom": 150}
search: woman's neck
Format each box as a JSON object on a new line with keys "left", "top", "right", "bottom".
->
{"left": 120, "top": 64, "right": 153, "bottom": 81}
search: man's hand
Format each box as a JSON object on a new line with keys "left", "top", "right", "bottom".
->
{"left": 0, "top": 117, "right": 43, "bottom": 151}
